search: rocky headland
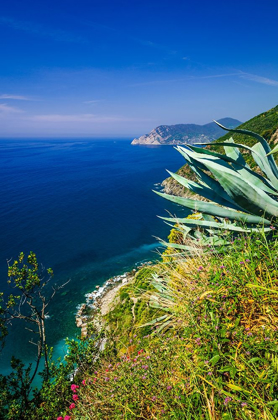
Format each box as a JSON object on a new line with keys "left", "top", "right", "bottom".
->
{"left": 131, "top": 117, "right": 241, "bottom": 145}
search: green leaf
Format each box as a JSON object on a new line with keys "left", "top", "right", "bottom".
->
{"left": 196, "top": 157, "right": 278, "bottom": 217}
{"left": 266, "top": 144, "right": 278, "bottom": 156}
{"left": 210, "top": 355, "right": 220, "bottom": 366}
{"left": 249, "top": 357, "right": 261, "bottom": 363}
{"left": 183, "top": 146, "right": 278, "bottom": 196}
{"left": 166, "top": 170, "right": 242, "bottom": 210}
{"left": 214, "top": 120, "right": 278, "bottom": 178}
{"left": 246, "top": 284, "right": 278, "bottom": 294}
{"left": 154, "top": 190, "right": 271, "bottom": 225}
{"left": 251, "top": 143, "right": 278, "bottom": 190}
{"left": 159, "top": 216, "right": 272, "bottom": 233}
{"left": 138, "top": 314, "right": 171, "bottom": 328}
{"left": 223, "top": 138, "right": 250, "bottom": 168}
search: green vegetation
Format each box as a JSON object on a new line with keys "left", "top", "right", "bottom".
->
{"left": 53, "top": 231, "right": 278, "bottom": 419}
{"left": 155, "top": 123, "right": 278, "bottom": 256}
{"left": 166, "top": 105, "right": 278, "bottom": 189}
{"left": 213, "top": 106, "right": 278, "bottom": 151}
{"left": 0, "top": 107, "right": 278, "bottom": 419}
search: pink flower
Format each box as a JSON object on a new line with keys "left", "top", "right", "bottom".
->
{"left": 71, "top": 384, "right": 79, "bottom": 392}
{"left": 72, "top": 394, "right": 79, "bottom": 401}
{"left": 82, "top": 379, "right": 86, "bottom": 386}
{"left": 69, "top": 403, "right": 76, "bottom": 410}
{"left": 64, "top": 417, "right": 71, "bottom": 420}
{"left": 57, "top": 417, "right": 63, "bottom": 420}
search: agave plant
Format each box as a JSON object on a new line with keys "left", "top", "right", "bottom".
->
{"left": 154, "top": 122, "right": 278, "bottom": 251}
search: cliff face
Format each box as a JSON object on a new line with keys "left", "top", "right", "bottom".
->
{"left": 131, "top": 117, "right": 242, "bottom": 145}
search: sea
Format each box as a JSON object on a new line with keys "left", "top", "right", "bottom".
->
{"left": 0, "top": 138, "right": 188, "bottom": 374}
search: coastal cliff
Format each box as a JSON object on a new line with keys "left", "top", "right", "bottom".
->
{"left": 131, "top": 117, "right": 241, "bottom": 145}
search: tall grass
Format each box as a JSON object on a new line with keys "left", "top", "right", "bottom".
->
{"left": 57, "top": 230, "right": 278, "bottom": 419}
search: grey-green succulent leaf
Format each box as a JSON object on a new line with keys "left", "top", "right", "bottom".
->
{"left": 213, "top": 120, "right": 278, "bottom": 178}
{"left": 160, "top": 216, "right": 272, "bottom": 233}
{"left": 154, "top": 190, "right": 271, "bottom": 225}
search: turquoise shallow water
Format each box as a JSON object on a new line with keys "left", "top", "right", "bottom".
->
{"left": 0, "top": 138, "right": 188, "bottom": 371}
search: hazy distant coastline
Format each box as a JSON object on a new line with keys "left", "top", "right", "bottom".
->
{"left": 131, "top": 117, "right": 242, "bottom": 145}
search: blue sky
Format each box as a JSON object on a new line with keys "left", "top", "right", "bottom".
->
{"left": 1, "top": 0, "right": 278, "bottom": 137}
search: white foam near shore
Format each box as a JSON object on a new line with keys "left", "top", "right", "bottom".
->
{"left": 76, "top": 272, "right": 130, "bottom": 314}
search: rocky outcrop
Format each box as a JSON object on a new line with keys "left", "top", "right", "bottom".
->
{"left": 132, "top": 118, "right": 241, "bottom": 145}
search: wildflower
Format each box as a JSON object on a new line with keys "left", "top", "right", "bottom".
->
{"left": 167, "top": 385, "right": 172, "bottom": 390}
{"left": 208, "top": 372, "right": 212, "bottom": 376}
{"left": 104, "top": 377, "right": 109, "bottom": 382}
{"left": 71, "top": 384, "right": 79, "bottom": 392}
{"left": 82, "top": 379, "right": 86, "bottom": 386}
{"left": 241, "top": 402, "right": 247, "bottom": 407}
{"left": 204, "top": 360, "right": 209, "bottom": 364}
{"left": 245, "top": 259, "right": 250, "bottom": 262}
{"left": 247, "top": 332, "right": 252, "bottom": 336}
{"left": 152, "top": 396, "right": 156, "bottom": 401}
{"left": 239, "top": 261, "right": 244, "bottom": 265}
{"left": 64, "top": 417, "right": 71, "bottom": 420}
{"left": 72, "top": 394, "right": 79, "bottom": 401}
{"left": 114, "top": 377, "right": 118, "bottom": 381}
{"left": 57, "top": 417, "right": 63, "bottom": 420}
{"left": 69, "top": 403, "right": 75, "bottom": 410}
{"left": 134, "top": 334, "right": 137, "bottom": 338}
{"left": 215, "top": 326, "right": 219, "bottom": 330}
{"left": 224, "top": 397, "right": 232, "bottom": 405}
{"left": 197, "top": 266, "right": 203, "bottom": 271}
{"left": 270, "top": 225, "right": 275, "bottom": 230}
{"left": 142, "top": 375, "right": 146, "bottom": 380}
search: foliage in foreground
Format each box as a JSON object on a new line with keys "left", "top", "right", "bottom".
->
{"left": 54, "top": 231, "right": 278, "bottom": 420}
{"left": 156, "top": 123, "right": 278, "bottom": 257}
{"left": 164, "top": 105, "right": 278, "bottom": 198}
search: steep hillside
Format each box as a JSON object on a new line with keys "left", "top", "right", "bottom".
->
{"left": 131, "top": 117, "right": 241, "bottom": 145}
{"left": 162, "top": 105, "right": 278, "bottom": 197}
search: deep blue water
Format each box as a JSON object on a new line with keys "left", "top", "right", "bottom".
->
{"left": 0, "top": 138, "right": 187, "bottom": 373}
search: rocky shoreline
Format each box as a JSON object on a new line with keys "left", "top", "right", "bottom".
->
{"left": 75, "top": 262, "right": 153, "bottom": 337}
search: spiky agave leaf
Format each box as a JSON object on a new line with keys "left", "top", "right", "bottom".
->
{"left": 156, "top": 123, "right": 278, "bottom": 249}
{"left": 213, "top": 121, "right": 278, "bottom": 178}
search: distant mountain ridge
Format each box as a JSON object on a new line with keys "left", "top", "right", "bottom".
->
{"left": 131, "top": 117, "right": 242, "bottom": 145}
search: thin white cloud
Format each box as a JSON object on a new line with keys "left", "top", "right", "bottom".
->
{"left": 83, "top": 100, "right": 103, "bottom": 104}
{"left": 28, "top": 114, "right": 152, "bottom": 123}
{"left": 239, "top": 72, "right": 278, "bottom": 86}
{"left": 0, "top": 17, "right": 86, "bottom": 43}
{"left": 0, "top": 94, "right": 31, "bottom": 100}
{"left": 199, "top": 73, "right": 240, "bottom": 79}
{"left": 130, "top": 71, "right": 278, "bottom": 87}
{"left": 0, "top": 103, "right": 24, "bottom": 113}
